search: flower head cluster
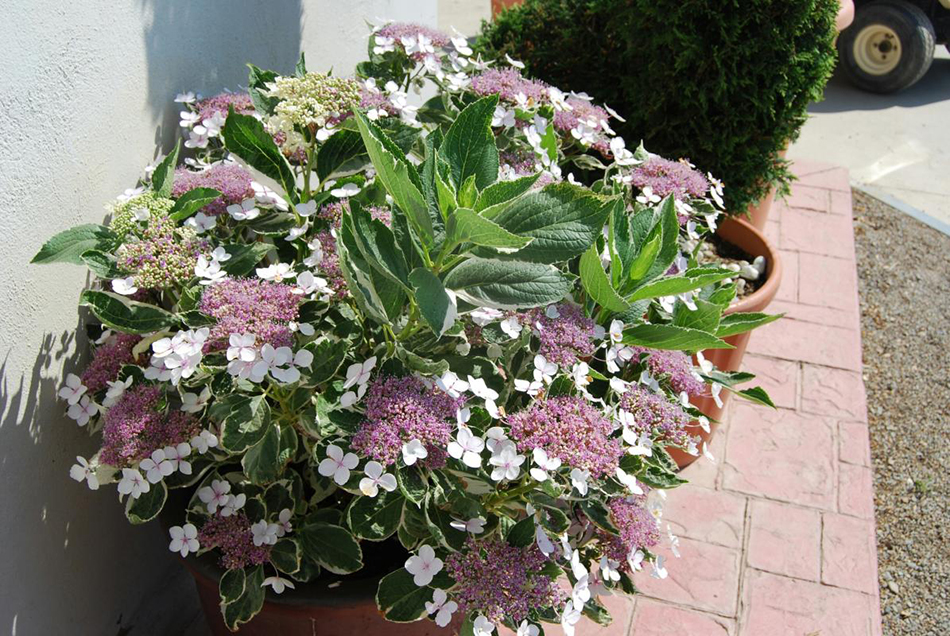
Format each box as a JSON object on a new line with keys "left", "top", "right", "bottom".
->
{"left": 199, "top": 278, "right": 301, "bottom": 351}
{"left": 620, "top": 384, "right": 692, "bottom": 447}
{"left": 445, "top": 538, "right": 565, "bottom": 624}
{"left": 522, "top": 303, "right": 599, "bottom": 367}
{"left": 470, "top": 68, "right": 549, "bottom": 105}
{"left": 508, "top": 395, "right": 623, "bottom": 478}
{"left": 553, "top": 97, "right": 613, "bottom": 155}
{"left": 629, "top": 158, "right": 710, "bottom": 202}
{"left": 375, "top": 23, "right": 451, "bottom": 59}
{"left": 81, "top": 333, "right": 141, "bottom": 393}
{"left": 599, "top": 495, "right": 660, "bottom": 566}
{"left": 171, "top": 164, "right": 256, "bottom": 217}
{"left": 629, "top": 347, "right": 705, "bottom": 397}
{"left": 117, "top": 215, "right": 205, "bottom": 288}
{"left": 109, "top": 192, "right": 176, "bottom": 238}
{"left": 266, "top": 73, "right": 362, "bottom": 131}
{"left": 352, "top": 375, "right": 462, "bottom": 467}
{"left": 499, "top": 148, "right": 539, "bottom": 179}
{"left": 194, "top": 92, "right": 255, "bottom": 122}
{"left": 198, "top": 512, "right": 271, "bottom": 570}
{"left": 99, "top": 385, "right": 199, "bottom": 467}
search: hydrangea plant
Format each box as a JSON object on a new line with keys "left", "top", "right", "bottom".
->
{"left": 34, "top": 24, "right": 777, "bottom": 635}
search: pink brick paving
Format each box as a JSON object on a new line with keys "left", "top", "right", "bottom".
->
{"left": 501, "top": 163, "right": 883, "bottom": 636}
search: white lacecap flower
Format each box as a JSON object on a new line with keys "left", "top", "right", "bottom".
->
{"left": 359, "top": 461, "right": 397, "bottom": 497}
{"left": 318, "top": 444, "right": 359, "bottom": 486}
{"left": 251, "top": 520, "right": 279, "bottom": 547}
{"left": 168, "top": 523, "right": 199, "bottom": 557}
{"left": 58, "top": 373, "right": 88, "bottom": 405}
{"left": 198, "top": 479, "right": 232, "bottom": 513}
{"left": 262, "top": 576, "right": 296, "bottom": 594}
{"left": 117, "top": 468, "right": 150, "bottom": 499}
{"left": 405, "top": 544, "right": 443, "bottom": 587}
{"left": 447, "top": 426, "right": 484, "bottom": 468}
{"left": 69, "top": 456, "right": 99, "bottom": 490}
{"left": 111, "top": 277, "right": 138, "bottom": 296}
{"left": 425, "top": 588, "right": 458, "bottom": 627}
{"left": 570, "top": 468, "right": 590, "bottom": 496}
{"left": 473, "top": 615, "right": 495, "bottom": 636}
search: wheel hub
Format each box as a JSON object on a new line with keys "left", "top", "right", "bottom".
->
{"left": 854, "top": 24, "right": 902, "bottom": 75}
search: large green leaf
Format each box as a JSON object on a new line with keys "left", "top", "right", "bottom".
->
{"left": 220, "top": 242, "right": 273, "bottom": 276}
{"left": 621, "top": 324, "right": 733, "bottom": 352}
{"left": 297, "top": 522, "right": 364, "bottom": 574}
{"left": 627, "top": 267, "right": 735, "bottom": 302}
{"left": 446, "top": 207, "right": 532, "bottom": 253}
{"left": 316, "top": 130, "right": 366, "bottom": 181}
{"left": 579, "top": 244, "right": 628, "bottom": 313}
{"left": 350, "top": 202, "right": 411, "bottom": 288}
{"left": 490, "top": 183, "right": 613, "bottom": 263}
{"left": 409, "top": 268, "right": 457, "bottom": 338}
{"left": 80, "top": 249, "right": 123, "bottom": 279}
{"left": 716, "top": 312, "right": 782, "bottom": 337}
{"left": 169, "top": 187, "right": 222, "bottom": 222}
{"left": 271, "top": 538, "right": 303, "bottom": 575}
{"left": 125, "top": 481, "right": 167, "bottom": 524}
{"left": 222, "top": 565, "right": 265, "bottom": 631}
{"left": 347, "top": 489, "right": 405, "bottom": 541}
{"left": 338, "top": 213, "right": 405, "bottom": 324}
{"left": 222, "top": 110, "right": 298, "bottom": 203}
{"left": 439, "top": 95, "right": 500, "bottom": 190}
{"left": 247, "top": 63, "right": 280, "bottom": 115}
{"left": 242, "top": 422, "right": 281, "bottom": 484}
{"left": 673, "top": 298, "right": 723, "bottom": 333}
{"left": 353, "top": 110, "right": 432, "bottom": 243}
{"left": 305, "top": 339, "right": 349, "bottom": 384}
{"left": 32, "top": 225, "right": 116, "bottom": 265}
{"left": 476, "top": 173, "right": 541, "bottom": 218}
{"left": 443, "top": 257, "right": 575, "bottom": 309}
{"left": 642, "top": 196, "right": 680, "bottom": 282}
{"left": 376, "top": 567, "right": 454, "bottom": 622}
{"left": 221, "top": 395, "right": 271, "bottom": 453}
{"left": 151, "top": 140, "right": 180, "bottom": 198}
{"left": 79, "top": 291, "right": 178, "bottom": 334}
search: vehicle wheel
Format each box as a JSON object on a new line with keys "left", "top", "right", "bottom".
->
{"left": 839, "top": 0, "right": 935, "bottom": 93}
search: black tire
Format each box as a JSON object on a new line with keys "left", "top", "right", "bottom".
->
{"left": 839, "top": 0, "right": 935, "bottom": 93}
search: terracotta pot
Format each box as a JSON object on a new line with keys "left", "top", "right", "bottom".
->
{"left": 183, "top": 554, "right": 460, "bottom": 635}
{"left": 668, "top": 217, "right": 782, "bottom": 469}
{"left": 491, "top": 0, "right": 523, "bottom": 17}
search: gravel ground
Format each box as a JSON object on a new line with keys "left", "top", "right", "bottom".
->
{"left": 853, "top": 190, "right": 950, "bottom": 636}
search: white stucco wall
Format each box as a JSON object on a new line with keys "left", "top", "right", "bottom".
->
{"left": 0, "top": 1, "right": 436, "bottom": 634}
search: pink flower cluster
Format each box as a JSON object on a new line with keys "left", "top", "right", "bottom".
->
{"left": 553, "top": 97, "right": 610, "bottom": 133}
{"left": 629, "top": 347, "right": 705, "bottom": 397}
{"left": 522, "top": 303, "right": 599, "bottom": 366}
{"left": 619, "top": 384, "right": 692, "bottom": 447}
{"left": 470, "top": 68, "right": 550, "bottom": 105}
{"left": 600, "top": 496, "right": 660, "bottom": 566}
{"left": 376, "top": 22, "right": 451, "bottom": 56}
{"left": 81, "top": 333, "right": 141, "bottom": 393}
{"left": 198, "top": 513, "right": 271, "bottom": 570}
{"left": 508, "top": 395, "right": 623, "bottom": 478}
{"left": 628, "top": 157, "right": 710, "bottom": 202}
{"left": 171, "top": 164, "right": 256, "bottom": 216}
{"left": 99, "top": 384, "right": 199, "bottom": 467}
{"left": 194, "top": 92, "right": 255, "bottom": 123}
{"left": 445, "top": 538, "right": 565, "bottom": 624}
{"left": 351, "top": 375, "right": 462, "bottom": 467}
{"left": 199, "top": 278, "right": 300, "bottom": 352}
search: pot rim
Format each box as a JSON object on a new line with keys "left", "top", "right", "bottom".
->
{"left": 715, "top": 216, "right": 783, "bottom": 315}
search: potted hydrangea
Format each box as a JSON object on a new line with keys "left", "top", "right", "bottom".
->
{"left": 34, "top": 25, "right": 775, "bottom": 635}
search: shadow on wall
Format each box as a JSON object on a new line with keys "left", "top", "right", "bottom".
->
{"left": 141, "top": 0, "right": 303, "bottom": 153}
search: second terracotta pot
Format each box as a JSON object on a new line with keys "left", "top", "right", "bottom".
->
{"left": 184, "top": 555, "right": 460, "bottom": 635}
{"left": 669, "top": 217, "right": 782, "bottom": 469}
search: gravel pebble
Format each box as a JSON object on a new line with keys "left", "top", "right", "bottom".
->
{"left": 853, "top": 190, "right": 950, "bottom": 636}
